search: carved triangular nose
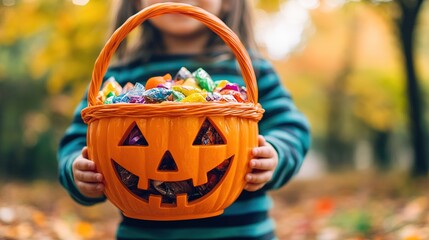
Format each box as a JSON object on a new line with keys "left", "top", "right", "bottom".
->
{"left": 157, "top": 150, "right": 178, "bottom": 171}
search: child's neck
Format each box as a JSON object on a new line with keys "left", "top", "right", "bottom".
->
{"left": 161, "top": 31, "right": 210, "bottom": 55}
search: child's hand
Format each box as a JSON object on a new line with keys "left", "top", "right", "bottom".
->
{"left": 244, "top": 135, "right": 278, "bottom": 192}
{"left": 72, "top": 147, "right": 105, "bottom": 198}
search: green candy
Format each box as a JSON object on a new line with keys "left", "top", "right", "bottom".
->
{"left": 193, "top": 68, "right": 215, "bottom": 92}
{"left": 172, "top": 90, "right": 185, "bottom": 102}
{"left": 104, "top": 95, "right": 114, "bottom": 104}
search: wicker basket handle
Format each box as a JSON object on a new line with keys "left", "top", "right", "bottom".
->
{"left": 88, "top": 2, "right": 258, "bottom": 106}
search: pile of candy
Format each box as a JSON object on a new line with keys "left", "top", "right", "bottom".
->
{"left": 97, "top": 67, "right": 248, "bottom": 104}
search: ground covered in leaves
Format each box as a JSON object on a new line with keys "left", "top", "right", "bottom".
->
{"left": 1, "top": 172, "right": 428, "bottom": 240}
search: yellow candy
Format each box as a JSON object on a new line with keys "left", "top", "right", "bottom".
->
{"left": 101, "top": 77, "right": 122, "bottom": 97}
{"left": 182, "top": 78, "right": 200, "bottom": 89}
{"left": 180, "top": 93, "right": 207, "bottom": 103}
{"left": 97, "top": 91, "right": 106, "bottom": 103}
{"left": 215, "top": 80, "right": 230, "bottom": 89}
{"left": 172, "top": 85, "right": 201, "bottom": 97}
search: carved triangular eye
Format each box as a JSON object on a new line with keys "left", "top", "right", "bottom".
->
{"left": 120, "top": 122, "right": 148, "bottom": 146}
{"left": 193, "top": 119, "right": 225, "bottom": 145}
{"left": 157, "top": 151, "right": 178, "bottom": 171}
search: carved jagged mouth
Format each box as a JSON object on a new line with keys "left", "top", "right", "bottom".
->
{"left": 112, "top": 156, "right": 233, "bottom": 205}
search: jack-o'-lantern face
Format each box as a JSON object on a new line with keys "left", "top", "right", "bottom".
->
{"left": 88, "top": 116, "right": 258, "bottom": 220}
{"left": 112, "top": 119, "right": 233, "bottom": 205}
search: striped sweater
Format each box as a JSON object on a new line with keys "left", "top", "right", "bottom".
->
{"left": 58, "top": 53, "right": 311, "bottom": 240}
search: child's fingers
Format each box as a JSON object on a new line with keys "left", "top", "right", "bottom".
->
{"left": 81, "top": 146, "right": 88, "bottom": 158}
{"left": 74, "top": 158, "right": 96, "bottom": 171}
{"left": 75, "top": 169, "right": 103, "bottom": 183}
{"left": 75, "top": 181, "right": 104, "bottom": 195}
{"left": 249, "top": 158, "right": 277, "bottom": 171}
{"left": 244, "top": 183, "right": 264, "bottom": 192}
{"left": 258, "top": 135, "right": 266, "bottom": 146}
{"left": 245, "top": 171, "right": 272, "bottom": 185}
{"left": 252, "top": 146, "right": 273, "bottom": 158}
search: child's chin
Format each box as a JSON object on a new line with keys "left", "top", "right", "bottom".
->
{"left": 151, "top": 15, "right": 204, "bottom": 36}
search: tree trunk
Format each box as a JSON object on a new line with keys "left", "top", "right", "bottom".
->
{"left": 325, "top": 11, "right": 357, "bottom": 171}
{"left": 397, "top": 0, "right": 427, "bottom": 176}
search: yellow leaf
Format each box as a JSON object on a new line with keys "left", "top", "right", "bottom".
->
{"left": 75, "top": 221, "right": 94, "bottom": 239}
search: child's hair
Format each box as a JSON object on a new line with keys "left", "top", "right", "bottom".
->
{"left": 112, "top": 0, "right": 257, "bottom": 62}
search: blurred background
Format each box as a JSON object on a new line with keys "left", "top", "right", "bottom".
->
{"left": 1, "top": 0, "right": 429, "bottom": 239}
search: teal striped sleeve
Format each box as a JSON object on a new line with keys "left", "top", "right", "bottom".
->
{"left": 57, "top": 94, "right": 106, "bottom": 206}
{"left": 255, "top": 59, "right": 311, "bottom": 190}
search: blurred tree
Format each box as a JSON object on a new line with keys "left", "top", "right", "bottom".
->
{"left": 325, "top": 5, "right": 358, "bottom": 170}
{"left": 0, "top": 0, "right": 109, "bottom": 180}
{"left": 366, "top": 0, "right": 428, "bottom": 176}
{"left": 260, "top": 0, "right": 428, "bottom": 175}
{"left": 396, "top": 0, "right": 427, "bottom": 176}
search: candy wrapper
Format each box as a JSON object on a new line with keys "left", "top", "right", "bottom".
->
{"left": 181, "top": 93, "right": 207, "bottom": 103}
{"left": 101, "top": 67, "right": 249, "bottom": 105}
{"left": 172, "top": 85, "right": 202, "bottom": 97}
{"left": 193, "top": 68, "right": 215, "bottom": 92}
{"left": 142, "top": 88, "right": 173, "bottom": 103}
{"left": 174, "top": 67, "right": 193, "bottom": 81}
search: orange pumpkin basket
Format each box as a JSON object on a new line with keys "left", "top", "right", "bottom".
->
{"left": 81, "top": 3, "right": 264, "bottom": 221}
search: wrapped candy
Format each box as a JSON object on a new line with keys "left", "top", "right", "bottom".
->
{"left": 129, "top": 96, "right": 145, "bottom": 104}
{"left": 157, "top": 81, "right": 173, "bottom": 89}
{"left": 102, "top": 77, "right": 122, "bottom": 96}
{"left": 171, "top": 90, "right": 185, "bottom": 102}
{"left": 103, "top": 92, "right": 115, "bottom": 104}
{"left": 124, "top": 125, "right": 148, "bottom": 145}
{"left": 193, "top": 68, "right": 215, "bottom": 92}
{"left": 182, "top": 78, "right": 200, "bottom": 89}
{"left": 115, "top": 163, "right": 139, "bottom": 188}
{"left": 122, "top": 82, "right": 135, "bottom": 94}
{"left": 104, "top": 96, "right": 114, "bottom": 104}
{"left": 221, "top": 95, "right": 238, "bottom": 103}
{"left": 196, "top": 172, "right": 219, "bottom": 196}
{"left": 240, "top": 86, "right": 248, "bottom": 101}
{"left": 112, "top": 94, "right": 130, "bottom": 103}
{"left": 220, "top": 90, "right": 245, "bottom": 103}
{"left": 174, "top": 67, "right": 193, "bottom": 81}
{"left": 172, "top": 85, "right": 202, "bottom": 97}
{"left": 124, "top": 82, "right": 145, "bottom": 100}
{"left": 145, "top": 74, "right": 172, "bottom": 90}
{"left": 214, "top": 80, "right": 230, "bottom": 91}
{"left": 206, "top": 92, "right": 223, "bottom": 102}
{"left": 193, "top": 120, "right": 224, "bottom": 145}
{"left": 97, "top": 77, "right": 122, "bottom": 103}
{"left": 152, "top": 180, "right": 194, "bottom": 203}
{"left": 181, "top": 93, "right": 207, "bottom": 103}
{"left": 195, "top": 158, "right": 231, "bottom": 197}
{"left": 220, "top": 83, "right": 240, "bottom": 92}
{"left": 102, "top": 67, "right": 250, "bottom": 105}
{"left": 142, "top": 88, "right": 173, "bottom": 103}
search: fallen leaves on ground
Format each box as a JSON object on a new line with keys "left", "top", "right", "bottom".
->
{"left": 0, "top": 171, "right": 428, "bottom": 240}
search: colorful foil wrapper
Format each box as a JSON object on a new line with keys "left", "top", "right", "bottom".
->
{"left": 101, "top": 67, "right": 248, "bottom": 105}
{"left": 193, "top": 68, "right": 215, "bottom": 92}
{"left": 174, "top": 67, "right": 193, "bottom": 81}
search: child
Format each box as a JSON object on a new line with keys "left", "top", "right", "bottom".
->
{"left": 58, "top": 0, "right": 311, "bottom": 239}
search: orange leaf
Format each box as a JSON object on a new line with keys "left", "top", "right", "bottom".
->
{"left": 75, "top": 221, "right": 94, "bottom": 239}
{"left": 314, "top": 197, "right": 334, "bottom": 216}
